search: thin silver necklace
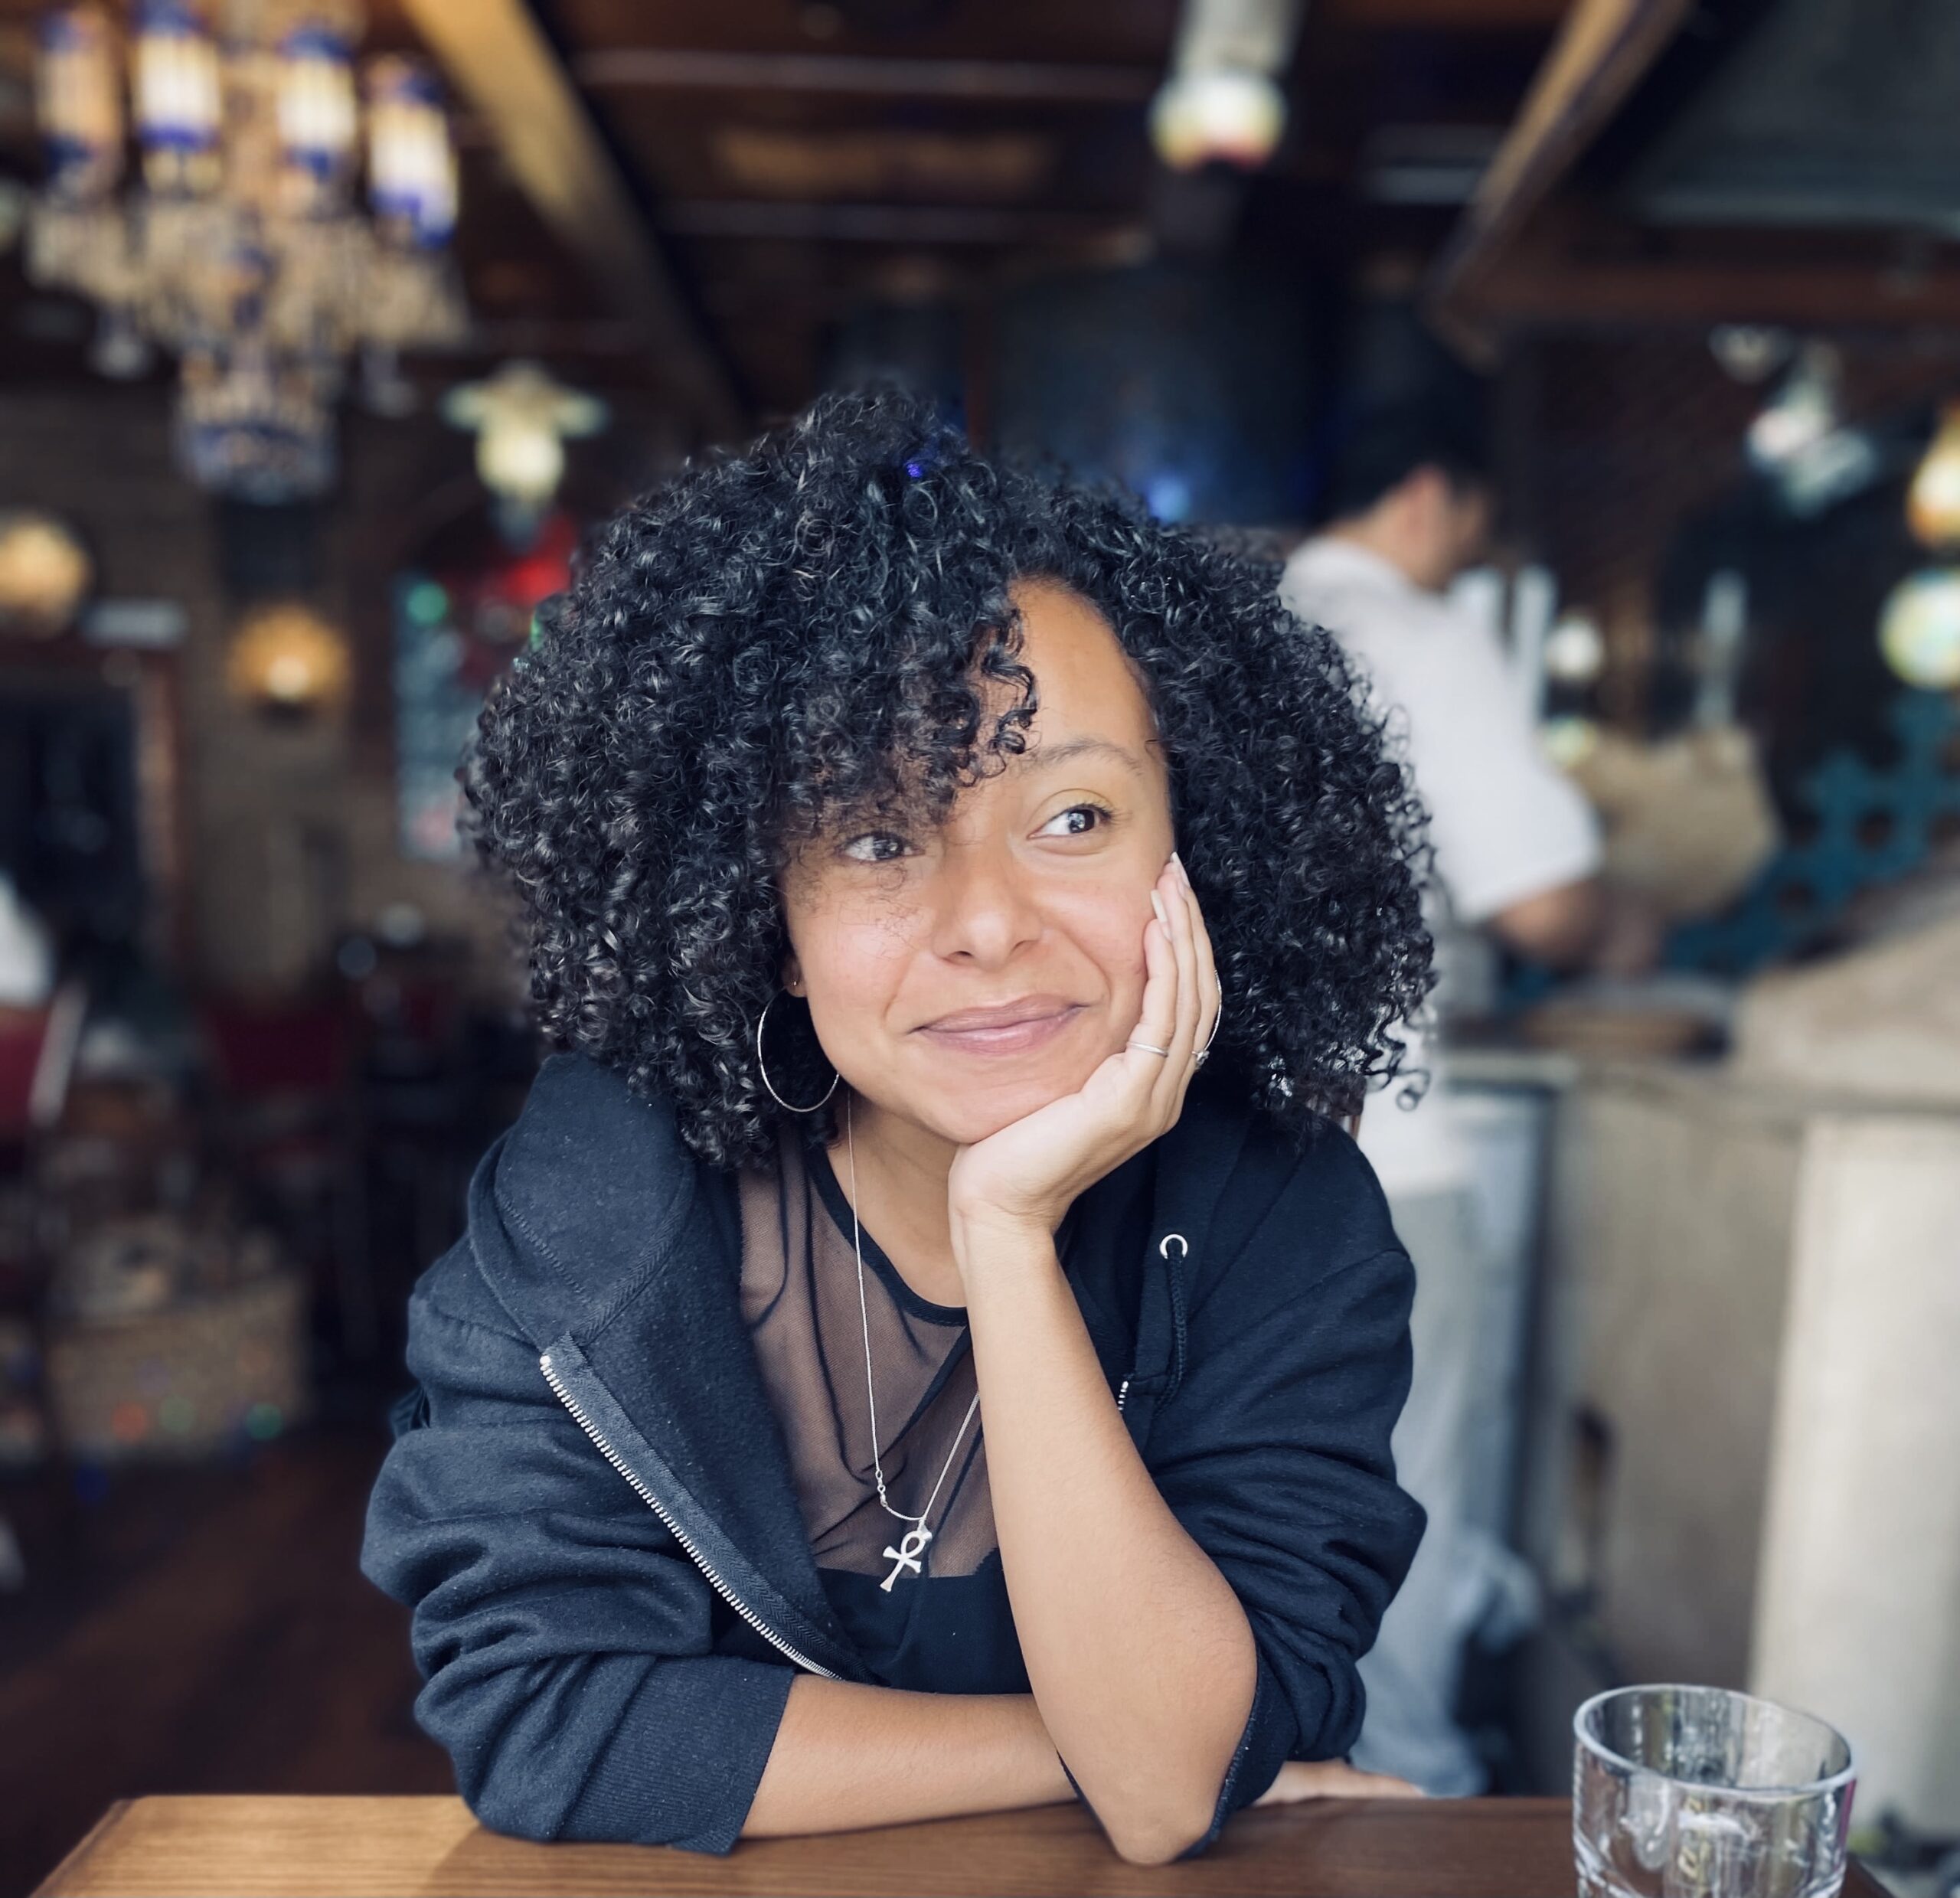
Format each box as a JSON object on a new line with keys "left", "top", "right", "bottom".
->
{"left": 843, "top": 1093, "right": 982, "bottom": 1593}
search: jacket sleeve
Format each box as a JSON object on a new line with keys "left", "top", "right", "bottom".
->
{"left": 1144, "top": 1187, "right": 1426, "bottom": 1855}
{"left": 358, "top": 1270, "right": 795, "bottom": 1854}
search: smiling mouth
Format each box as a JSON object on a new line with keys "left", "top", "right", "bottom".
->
{"left": 914, "top": 998, "right": 1086, "bottom": 1054}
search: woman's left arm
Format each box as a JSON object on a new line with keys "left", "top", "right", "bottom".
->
{"left": 958, "top": 1220, "right": 1257, "bottom": 1864}
{"left": 946, "top": 854, "right": 1253, "bottom": 1864}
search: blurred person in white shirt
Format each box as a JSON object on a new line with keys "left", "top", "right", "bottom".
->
{"left": 1282, "top": 406, "right": 1606, "bottom": 1793}
{"left": 0, "top": 872, "right": 53, "bottom": 1009}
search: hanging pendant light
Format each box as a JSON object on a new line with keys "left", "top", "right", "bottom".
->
{"left": 1877, "top": 568, "right": 1960, "bottom": 692}
{"left": 28, "top": 5, "right": 126, "bottom": 319}
{"left": 133, "top": 0, "right": 223, "bottom": 198}
{"left": 35, "top": 5, "right": 124, "bottom": 204}
{"left": 366, "top": 54, "right": 458, "bottom": 250}
{"left": 442, "top": 361, "right": 606, "bottom": 538}
{"left": 1746, "top": 341, "right": 1841, "bottom": 472}
{"left": 1906, "top": 403, "right": 1960, "bottom": 550}
{"left": 276, "top": 17, "right": 360, "bottom": 217}
{"left": 1743, "top": 340, "right": 1878, "bottom": 517}
{"left": 1151, "top": 69, "right": 1288, "bottom": 172}
{"left": 1149, "top": 0, "right": 1302, "bottom": 173}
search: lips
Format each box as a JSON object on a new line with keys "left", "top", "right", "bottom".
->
{"left": 919, "top": 996, "right": 1078, "bottom": 1034}
{"left": 913, "top": 995, "right": 1086, "bottom": 1055}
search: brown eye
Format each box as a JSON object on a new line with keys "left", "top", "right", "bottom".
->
{"left": 1036, "top": 803, "right": 1111, "bottom": 838}
{"left": 841, "top": 831, "right": 913, "bottom": 864}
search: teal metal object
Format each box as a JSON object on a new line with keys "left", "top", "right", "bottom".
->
{"left": 1669, "top": 691, "right": 1960, "bottom": 975}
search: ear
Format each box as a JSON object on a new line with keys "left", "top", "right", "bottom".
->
{"left": 781, "top": 953, "right": 805, "bottom": 998}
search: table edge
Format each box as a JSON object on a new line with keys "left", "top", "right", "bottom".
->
{"left": 31, "top": 1799, "right": 132, "bottom": 1898}
{"left": 24, "top": 1794, "right": 1899, "bottom": 1898}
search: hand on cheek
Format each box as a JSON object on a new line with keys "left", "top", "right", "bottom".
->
{"left": 946, "top": 853, "right": 1220, "bottom": 1272}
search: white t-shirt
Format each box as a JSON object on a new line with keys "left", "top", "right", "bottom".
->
{"left": 0, "top": 874, "right": 51, "bottom": 1009}
{"left": 1281, "top": 537, "right": 1601, "bottom": 1191}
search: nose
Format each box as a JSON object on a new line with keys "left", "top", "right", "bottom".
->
{"left": 928, "top": 838, "right": 1043, "bottom": 969}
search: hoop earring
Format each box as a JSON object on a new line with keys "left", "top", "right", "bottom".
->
{"left": 755, "top": 991, "right": 840, "bottom": 1113}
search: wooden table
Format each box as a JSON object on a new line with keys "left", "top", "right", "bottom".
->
{"left": 32, "top": 1795, "right": 1894, "bottom": 1896}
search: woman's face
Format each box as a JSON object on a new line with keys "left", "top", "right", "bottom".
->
{"left": 780, "top": 580, "right": 1174, "bottom": 1149}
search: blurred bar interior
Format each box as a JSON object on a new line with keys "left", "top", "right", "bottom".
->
{"left": 1, "top": 0, "right": 1958, "bottom": 1890}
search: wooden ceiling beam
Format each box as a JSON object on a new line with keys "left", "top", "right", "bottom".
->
{"left": 1464, "top": 242, "right": 1960, "bottom": 332}
{"left": 658, "top": 200, "right": 1144, "bottom": 248}
{"left": 1322, "top": 0, "right": 1570, "bottom": 22}
{"left": 399, "top": 0, "right": 744, "bottom": 439}
{"left": 572, "top": 50, "right": 1158, "bottom": 105}
{"left": 1425, "top": 0, "right": 1698, "bottom": 351}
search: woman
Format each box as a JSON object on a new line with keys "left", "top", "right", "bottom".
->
{"left": 361, "top": 389, "right": 1434, "bottom": 1865}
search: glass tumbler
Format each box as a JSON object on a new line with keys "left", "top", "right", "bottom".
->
{"left": 1574, "top": 1684, "right": 1855, "bottom": 1898}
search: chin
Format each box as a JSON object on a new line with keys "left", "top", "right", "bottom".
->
{"left": 914, "top": 1060, "right": 1098, "bottom": 1148}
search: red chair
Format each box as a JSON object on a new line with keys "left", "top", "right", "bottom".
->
{"left": 199, "top": 996, "right": 349, "bottom": 1101}
{"left": 196, "top": 993, "right": 371, "bottom": 1364}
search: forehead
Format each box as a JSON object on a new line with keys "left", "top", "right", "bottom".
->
{"left": 1006, "top": 580, "right": 1155, "bottom": 746}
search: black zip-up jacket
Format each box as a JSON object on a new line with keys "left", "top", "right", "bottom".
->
{"left": 359, "top": 1052, "right": 1424, "bottom": 1857}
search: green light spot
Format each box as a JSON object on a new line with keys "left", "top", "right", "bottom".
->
{"left": 407, "top": 580, "right": 449, "bottom": 626}
{"left": 159, "top": 1394, "right": 196, "bottom": 1434}
{"left": 245, "top": 1402, "right": 283, "bottom": 1441}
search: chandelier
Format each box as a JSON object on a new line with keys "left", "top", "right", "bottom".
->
{"left": 28, "top": 1, "right": 466, "bottom": 501}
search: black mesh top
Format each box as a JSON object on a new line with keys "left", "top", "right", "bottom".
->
{"left": 739, "top": 1129, "right": 997, "bottom": 1579}
{"left": 738, "top": 1131, "right": 1077, "bottom": 1692}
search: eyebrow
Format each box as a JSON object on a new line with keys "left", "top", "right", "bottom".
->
{"left": 1011, "top": 735, "right": 1149, "bottom": 779}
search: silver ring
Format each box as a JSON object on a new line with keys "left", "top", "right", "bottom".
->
{"left": 1127, "top": 1039, "right": 1171, "bottom": 1059}
{"left": 1193, "top": 1049, "right": 1210, "bottom": 1069}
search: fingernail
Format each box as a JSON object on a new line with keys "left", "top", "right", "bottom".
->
{"left": 1150, "top": 891, "right": 1167, "bottom": 926}
{"left": 1171, "top": 850, "right": 1188, "bottom": 884}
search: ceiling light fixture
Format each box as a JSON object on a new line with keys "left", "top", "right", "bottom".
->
{"left": 1746, "top": 341, "right": 1840, "bottom": 472}
{"left": 1149, "top": 0, "right": 1303, "bottom": 173}
{"left": 1906, "top": 402, "right": 1960, "bottom": 550}
{"left": 442, "top": 361, "right": 607, "bottom": 538}
{"left": 1878, "top": 568, "right": 1960, "bottom": 692}
{"left": 28, "top": 1, "right": 466, "bottom": 501}
{"left": 1744, "top": 341, "right": 1879, "bottom": 518}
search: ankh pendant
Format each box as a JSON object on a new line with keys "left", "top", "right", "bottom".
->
{"left": 880, "top": 1522, "right": 933, "bottom": 1592}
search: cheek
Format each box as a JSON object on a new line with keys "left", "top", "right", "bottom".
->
{"left": 1050, "top": 885, "right": 1152, "bottom": 1003}
{"left": 795, "top": 906, "right": 916, "bottom": 1031}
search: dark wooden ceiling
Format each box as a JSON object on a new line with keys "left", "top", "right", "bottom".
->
{"left": 0, "top": 0, "right": 1569, "bottom": 420}
{"left": 1429, "top": 0, "right": 1960, "bottom": 348}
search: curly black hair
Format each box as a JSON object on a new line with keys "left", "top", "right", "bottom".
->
{"left": 464, "top": 387, "right": 1432, "bottom": 1169}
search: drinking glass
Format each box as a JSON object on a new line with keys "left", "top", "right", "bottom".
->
{"left": 1574, "top": 1684, "right": 1855, "bottom": 1898}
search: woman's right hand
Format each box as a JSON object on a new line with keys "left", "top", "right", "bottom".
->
{"left": 1253, "top": 1759, "right": 1424, "bottom": 1804}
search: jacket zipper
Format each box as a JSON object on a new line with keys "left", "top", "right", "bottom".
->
{"left": 540, "top": 1351, "right": 840, "bottom": 1681}
{"left": 1116, "top": 1376, "right": 1130, "bottom": 1413}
